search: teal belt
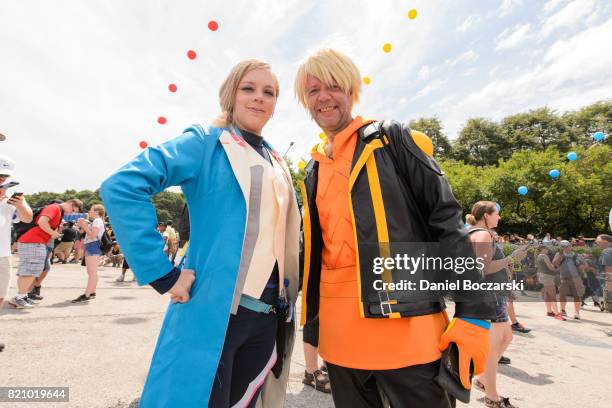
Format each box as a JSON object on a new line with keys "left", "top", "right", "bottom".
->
{"left": 239, "top": 294, "right": 275, "bottom": 314}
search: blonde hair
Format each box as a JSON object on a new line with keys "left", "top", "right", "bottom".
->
{"left": 294, "top": 48, "right": 362, "bottom": 108}
{"left": 466, "top": 201, "right": 497, "bottom": 226}
{"left": 212, "top": 59, "right": 279, "bottom": 128}
{"left": 91, "top": 204, "right": 106, "bottom": 219}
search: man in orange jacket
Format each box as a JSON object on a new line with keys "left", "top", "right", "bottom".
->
{"left": 295, "top": 48, "right": 495, "bottom": 407}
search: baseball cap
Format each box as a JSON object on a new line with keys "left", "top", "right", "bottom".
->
{"left": 0, "top": 154, "right": 15, "bottom": 177}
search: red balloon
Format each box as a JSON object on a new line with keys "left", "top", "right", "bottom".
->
{"left": 187, "top": 50, "right": 197, "bottom": 60}
{"left": 168, "top": 83, "right": 177, "bottom": 92}
{"left": 139, "top": 141, "right": 148, "bottom": 149}
{"left": 157, "top": 116, "right": 167, "bottom": 125}
{"left": 208, "top": 21, "right": 219, "bottom": 31}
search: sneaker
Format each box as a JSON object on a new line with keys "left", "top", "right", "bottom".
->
{"left": 8, "top": 296, "right": 33, "bottom": 309}
{"left": 71, "top": 294, "right": 90, "bottom": 303}
{"left": 115, "top": 274, "right": 125, "bottom": 282}
{"left": 561, "top": 309, "right": 567, "bottom": 317}
{"left": 485, "top": 396, "right": 517, "bottom": 408}
{"left": 511, "top": 322, "right": 531, "bottom": 333}
{"left": 553, "top": 313, "right": 566, "bottom": 321}
{"left": 546, "top": 312, "right": 555, "bottom": 317}
{"left": 24, "top": 296, "right": 38, "bottom": 305}
{"left": 498, "top": 355, "right": 511, "bottom": 365}
{"left": 90, "top": 292, "right": 96, "bottom": 299}
{"left": 0, "top": 342, "right": 4, "bottom": 352}
{"left": 574, "top": 315, "right": 581, "bottom": 321}
{"left": 27, "top": 291, "right": 43, "bottom": 301}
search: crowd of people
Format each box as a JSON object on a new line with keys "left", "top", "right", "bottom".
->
{"left": 464, "top": 201, "right": 612, "bottom": 407}
{"left": 0, "top": 169, "right": 183, "bottom": 312}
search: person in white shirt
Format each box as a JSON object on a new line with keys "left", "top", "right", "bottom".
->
{"left": 0, "top": 154, "right": 33, "bottom": 352}
{"left": 72, "top": 204, "right": 105, "bottom": 303}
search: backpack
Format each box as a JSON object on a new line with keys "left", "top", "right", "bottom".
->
{"left": 99, "top": 229, "right": 113, "bottom": 253}
{"left": 13, "top": 204, "right": 64, "bottom": 241}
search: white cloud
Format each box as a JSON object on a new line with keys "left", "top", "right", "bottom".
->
{"left": 543, "top": 0, "right": 566, "bottom": 13}
{"left": 540, "top": 0, "right": 596, "bottom": 38}
{"left": 445, "top": 50, "right": 478, "bottom": 66}
{"left": 495, "top": 23, "right": 532, "bottom": 50}
{"left": 458, "top": 15, "right": 482, "bottom": 32}
{"left": 418, "top": 65, "right": 431, "bottom": 80}
{"left": 440, "top": 17, "right": 612, "bottom": 138}
{"left": 411, "top": 79, "right": 448, "bottom": 101}
{"left": 499, "top": 0, "right": 524, "bottom": 17}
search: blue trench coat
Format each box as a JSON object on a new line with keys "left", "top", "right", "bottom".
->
{"left": 100, "top": 124, "right": 301, "bottom": 407}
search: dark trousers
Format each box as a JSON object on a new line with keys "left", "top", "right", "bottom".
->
{"left": 326, "top": 360, "right": 455, "bottom": 408}
{"left": 209, "top": 306, "right": 277, "bottom": 408}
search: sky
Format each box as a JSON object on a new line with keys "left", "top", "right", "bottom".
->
{"left": 1, "top": 0, "right": 611, "bottom": 194}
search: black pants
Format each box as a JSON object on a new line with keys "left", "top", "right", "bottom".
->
{"left": 302, "top": 317, "right": 319, "bottom": 347}
{"left": 209, "top": 306, "right": 277, "bottom": 408}
{"left": 326, "top": 360, "right": 455, "bottom": 408}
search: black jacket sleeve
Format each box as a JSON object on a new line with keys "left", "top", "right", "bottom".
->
{"left": 385, "top": 121, "right": 495, "bottom": 319}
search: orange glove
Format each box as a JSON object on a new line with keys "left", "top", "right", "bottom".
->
{"left": 438, "top": 318, "right": 490, "bottom": 390}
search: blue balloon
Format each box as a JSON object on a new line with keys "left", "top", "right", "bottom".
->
{"left": 518, "top": 186, "right": 528, "bottom": 195}
{"left": 495, "top": 203, "right": 501, "bottom": 213}
{"left": 593, "top": 131, "right": 605, "bottom": 142}
{"left": 567, "top": 152, "right": 577, "bottom": 161}
{"left": 549, "top": 169, "right": 560, "bottom": 179}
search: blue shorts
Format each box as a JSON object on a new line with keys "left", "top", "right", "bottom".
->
{"left": 84, "top": 241, "right": 101, "bottom": 256}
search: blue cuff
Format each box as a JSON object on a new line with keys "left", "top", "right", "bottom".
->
{"left": 149, "top": 267, "right": 181, "bottom": 294}
{"left": 460, "top": 318, "right": 491, "bottom": 330}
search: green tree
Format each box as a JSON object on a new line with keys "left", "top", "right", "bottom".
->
{"left": 408, "top": 117, "right": 453, "bottom": 159}
{"left": 500, "top": 107, "right": 571, "bottom": 152}
{"left": 487, "top": 145, "right": 611, "bottom": 236}
{"left": 284, "top": 155, "right": 306, "bottom": 206}
{"left": 439, "top": 160, "right": 496, "bottom": 213}
{"left": 151, "top": 191, "right": 186, "bottom": 225}
{"left": 451, "top": 118, "right": 507, "bottom": 166}
{"left": 562, "top": 100, "right": 612, "bottom": 147}
{"left": 26, "top": 189, "right": 186, "bottom": 227}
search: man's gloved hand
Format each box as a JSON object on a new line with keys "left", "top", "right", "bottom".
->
{"left": 438, "top": 317, "right": 490, "bottom": 389}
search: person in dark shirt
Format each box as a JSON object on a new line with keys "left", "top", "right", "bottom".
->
{"left": 54, "top": 221, "right": 77, "bottom": 264}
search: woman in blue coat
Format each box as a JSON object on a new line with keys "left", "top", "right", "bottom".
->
{"left": 100, "top": 59, "right": 301, "bottom": 408}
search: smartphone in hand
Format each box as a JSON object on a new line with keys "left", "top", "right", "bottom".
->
{"left": 0, "top": 181, "right": 20, "bottom": 190}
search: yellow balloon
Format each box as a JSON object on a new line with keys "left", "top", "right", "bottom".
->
{"left": 319, "top": 132, "right": 326, "bottom": 140}
{"left": 408, "top": 9, "right": 417, "bottom": 19}
{"left": 363, "top": 76, "right": 371, "bottom": 85}
{"left": 383, "top": 43, "right": 392, "bottom": 53}
{"left": 298, "top": 160, "right": 306, "bottom": 170}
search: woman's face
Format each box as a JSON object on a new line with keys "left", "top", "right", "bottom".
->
{"left": 233, "top": 68, "right": 277, "bottom": 135}
{"left": 88, "top": 208, "right": 97, "bottom": 219}
{"left": 484, "top": 209, "right": 500, "bottom": 228}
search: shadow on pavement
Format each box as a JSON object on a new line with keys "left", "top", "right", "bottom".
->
{"left": 498, "top": 365, "right": 554, "bottom": 386}
{"left": 113, "top": 317, "right": 149, "bottom": 325}
{"left": 537, "top": 326, "right": 612, "bottom": 349}
{"left": 110, "top": 296, "right": 136, "bottom": 301}
{"left": 286, "top": 384, "right": 333, "bottom": 408}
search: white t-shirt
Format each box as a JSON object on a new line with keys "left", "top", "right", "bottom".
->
{"left": 84, "top": 217, "right": 105, "bottom": 244}
{"left": 0, "top": 198, "right": 18, "bottom": 258}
